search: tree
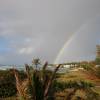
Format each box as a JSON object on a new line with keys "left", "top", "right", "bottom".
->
{"left": 32, "top": 58, "right": 41, "bottom": 69}
{"left": 95, "top": 57, "right": 100, "bottom": 65}
{"left": 14, "top": 62, "right": 61, "bottom": 100}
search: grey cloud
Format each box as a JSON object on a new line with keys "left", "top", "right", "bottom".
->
{"left": 0, "top": 0, "right": 100, "bottom": 64}
{"left": 55, "top": 16, "right": 100, "bottom": 63}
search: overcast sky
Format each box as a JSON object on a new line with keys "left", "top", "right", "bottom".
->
{"left": 0, "top": 0, "right": 100, "bottom": 65}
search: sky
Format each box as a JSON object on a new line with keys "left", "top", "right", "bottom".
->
{"left": 0, "top": 0, "right": 100, "bottom": 65}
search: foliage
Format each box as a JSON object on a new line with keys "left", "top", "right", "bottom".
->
{"left": 0, "top": 59, "right": 100, "bottom": 100}
{"left": 81, "top": 63, "right": 93, "bottom": 71}
{"left": 95, "top": 57, "right": 100, "bottom": 65}
{"left": 0, "top": 82, "right": 16, "bottom": 98}
{"left": 95, "top": 66, "right": 100, "bottom": 78}
{"left": 14, "top": 62, "right": 61, "bottom": 100}
{"left": 32, "top": 58, "right": 41, "bottom": 69}
{"left": 54, "top": 80, "right": 100, "bottom": 100}
{"left": 0, "top": 70, "right": 16, "bottom": 98}
{"left": 53, "top": 80, "right": 94, "bottom": 92}
{"left": 0, "top": 69, "right": 26, "bottom": 98}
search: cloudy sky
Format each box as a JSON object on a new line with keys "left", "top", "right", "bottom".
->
{"left": 0, "top": 0, "right": 100, "bottom": 65}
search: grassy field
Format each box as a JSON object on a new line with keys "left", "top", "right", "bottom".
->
{"left": 57, "top": 69, "right": 100, "bottom": 84}
{"left": 55, "top": 69, "right": 100, "bottom": 99}
{"left": 1, "top": 68, "right": 100, "bottom": 100}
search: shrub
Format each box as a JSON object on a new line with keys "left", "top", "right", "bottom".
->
{"left": 0, "top": 82, "right": 16, "bottom": 98}
{"left": 0, "top": 69, "right": 26, "bottom": 98}
{"left": 95, "top": 67, "right": 100, "bottom": 78}
{"left": 95, "top": 57, "right": 100, "bottom": 65}
{"left": 14, "top": 62, "right": 61, "bottom": 100}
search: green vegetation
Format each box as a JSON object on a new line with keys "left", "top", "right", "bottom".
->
{"left": 0, "top": 82, "right": 16, "bottom": 98}
{"left": 0, "top": 69, "right": 26, "bottom": 98}
{"left": 32, "top": 58, "right": 41, "bottom": 69}
{"left": 95, "top": 57, "right": 100, "bottom": 65}
{"left": 53, "top": 80, "right": 100, "bottom": 100}
{"left": 0, "top": 59, "right": 100, "bottom": 100}
{"left": 95, "top": 67, "right": 100, "bottom": 78}
{"left": 14, "top": 61, "right": 61, "bottom": 100}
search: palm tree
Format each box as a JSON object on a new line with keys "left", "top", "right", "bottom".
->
{"left": 32, "top": 58, "right": 41, "bottom": 69}
{"left": 14, "top": 61, "right": 61, "bottom": 100}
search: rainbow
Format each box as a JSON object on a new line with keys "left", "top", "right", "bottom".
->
{"left": 54, "top": 15, "right": 100, "bottom": 64}
{"left": 54, "top": 34, "right": 74, "bottom": 64}
{"left": 54, "top": 23, "right": 87, "bottom": 64}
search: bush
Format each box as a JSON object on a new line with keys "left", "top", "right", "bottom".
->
{"left": 14, "top": 63, "right": 61, "bottom": 100}
{"left": 95, "top": 67, "right": 100, "bottom": 78}
{"left": 53, "top": 80, "right": 94, "bottom": 92}
{"left": 0, "top": 69, "right": 26, "bottom": 98}
{"left": 0, "top": 82, "right": 17, "bottom": 98}
{"left": 95, "top": 57, "right": 100, "bottom": 65}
